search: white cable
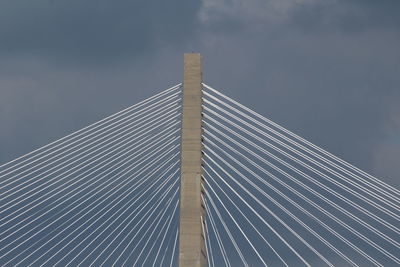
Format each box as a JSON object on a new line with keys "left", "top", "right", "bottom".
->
{"left": 0, "top": 131, "right": 179, "bottom": 250}
{"left": 204, "top": 195, "right": 232, "bottom": 267}
{"left": 2, "top": 144, "right": 179, "bottom": 265}
{"left": 203, "top": 83, "right": 400, "bottom": 197}
{"left": 205, "top": 152, "right": 312, "bottom": 267}
{"left": 203, "top": 168, "right": 288, "bottom": 267}
{"left": 204, "top": 91, "right": 400, "bottom": 205}
{"left": 0, "top": 99, "right": 180, "bottom": 201}
{"left": 169, "top": 227, "right": 179, "bottom": 267}
{"left": 204, "top": 121, "right": 400, "bottom": 249}
{"left": 81, "top": 172, "right": 179, "bottom": 266}
{"left": 0, "top": 121, "right": 179, "bottom": 231}
{"left": 204, "top": 99, "right": 400, "bottom": 213}
{"left": 206, "top": 135, "right": 392, "bottom": 265}
{"left": 0, "top": 102, "right": 179, "bottom": 206}
{"left": 2, "top": 145, "right": 179, "bottom": 265}
{"left": 201, "top": 214, "right": 212, "bottom": 267}
{"left": 204, "top": 209, "right": 216, "bottom": 267}
{"left": 140, "top": 212, "right": 173, "bottom": 266}
{"left": 152, "top": 202, "right": 179, "bottom": 267}
{"left": 1, "top": 141, "right": 179, "bottom": 263}
{"left": 204, "top": 104, "right": 400, "bottom": 219}
{"left": 206, "top": 129, "right": 400, "bottom": 257}
{"left": 0, "top": 84, "right": 181, "bottom": 175}
{"left": 140, "top": 206, "right": 176, "bottom": 267}
{"left": 0, "top": 100, "right": 179, "bottom": 205}
{"left": 0, "top": 92, "right": 180, "bottom": 188}
{"left": 0, "top": 114, "right": 180, "bottom": 235}
{"left": 62, "top": 171, "right": 179, "bottom": 267}
{"left": 0, "top": 120, "right": 179, "bottom": 229}
{"left": 204, "top": 110, "right": 400, "bottom": 234}
{"left": 110, "top": 185, "right": 180, "bottom": 266}
{"left": 206, "top": 148, "right": 384, "bottom": 266}
{"left": 157, "top": 220, "right": 178, "bottom": 267}
{"left": 134, "top": 199, "right": 179, "bottom": 267}
{"left": 205, "top": 192, "right": 249, "bottom": 267}
{"left": 204, "top": 181, "right": 268, "bottom": 266}
{"left": 0, "top": 96, "right": 179, "bottom": 203}
{"left": 0, "top": 141, "right": 178, "bottom": 265}
{"left": 22, "top": 157, "right": 180, "bottom": 267}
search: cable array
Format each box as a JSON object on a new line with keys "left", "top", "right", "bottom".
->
{"left": 202, "top": 83, "right": 400, "bottom": 267}
{"left": 1, "top": 81, "right": 399, "bottom": 267}
{"left": 0, "top": 84, "right": 182, "bottom": 266}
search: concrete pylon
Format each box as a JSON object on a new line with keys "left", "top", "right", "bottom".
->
{"left": 179, "top": 53, "right": 207, "bottom": 267}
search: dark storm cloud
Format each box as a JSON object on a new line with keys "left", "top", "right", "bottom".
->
{"left": 288, "top": 0, "right": 400, "bottom": 33}
{"left": 0, "top": 0, "right": 399, "bottom": 182}
{"left": 0, "top": 0, "right": 202, "bottom": 163}
{"left": 0, "top": 0, "right": 201, "bottom": 62}
{"left": 195, "top": 0, "right": 400, "bottom": 182}
{"left": 0, "top": 0, "right": 399, "bottom": 265}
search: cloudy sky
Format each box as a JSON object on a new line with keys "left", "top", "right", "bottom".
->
{"left": 0, "top": 0, "right": 399, "bottom": 187}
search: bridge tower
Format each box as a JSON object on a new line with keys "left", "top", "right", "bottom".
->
{"left": 179, "top": 53, "right": 207, "bottom": 267}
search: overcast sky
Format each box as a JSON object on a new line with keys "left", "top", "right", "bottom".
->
{"left": 0, "top": 0, "right": 399, "bottom": 187}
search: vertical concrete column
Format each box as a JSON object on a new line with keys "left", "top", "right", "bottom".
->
{"left": 179, "top": 53, "right": 207, "bottom": 267}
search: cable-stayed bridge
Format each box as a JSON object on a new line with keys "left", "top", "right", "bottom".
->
{"left": 0, "top": 54, "right": 399, "bottom": 267}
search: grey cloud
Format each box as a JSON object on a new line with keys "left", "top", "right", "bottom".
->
{"left": 199, "top": 0, "right": 400, "bottom": 35}
{"left": 195, "top": 0, "right": 400, "bottom": 178}
{"left": 0, "top": 0, "right": 399, "bottom": 264}
{"left": 287, "top": 0, "right": 400, "bottom": 34}
{"left": 0, "top": 0, "right": 399, "bottom": 181}
{"left": 0, "top": 0, "right": 201, "bottom": 63}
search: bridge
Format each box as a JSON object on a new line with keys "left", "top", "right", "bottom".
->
{"left": 0, "top": 54, "right": 399, "bottom": 266}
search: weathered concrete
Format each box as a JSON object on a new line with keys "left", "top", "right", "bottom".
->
{"left": 179, "top": 53, "right": 207, "bottom": 267}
